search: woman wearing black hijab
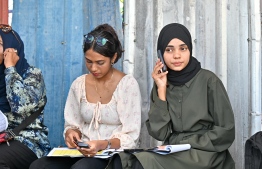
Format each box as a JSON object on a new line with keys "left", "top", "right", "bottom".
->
{"left": 0, "top": 25, "right": 51, "bottom": 169}
{"left": 126, "top": 23, "right": 235, "bottom": 169}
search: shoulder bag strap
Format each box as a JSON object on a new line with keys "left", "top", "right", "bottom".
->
{"left": 12, "top": 101, "right": 46, "bottom": 136}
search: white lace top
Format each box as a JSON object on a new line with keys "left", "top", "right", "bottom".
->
{"left": 64, "top": 74, "right": 141, "bottom": 149}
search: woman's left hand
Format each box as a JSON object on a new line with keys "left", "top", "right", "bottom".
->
{"left": 3, "top": 48, "right": 19, "bottom": 68}
{"left": 77, "top": 140, "right": 101, "bottom": 158}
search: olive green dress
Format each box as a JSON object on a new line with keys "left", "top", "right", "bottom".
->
{"left": 107, "top": 68, "right": 234, "bottom": 169}
{"left": 131, "top": 69, "right": 235, "bottom": 169}
{"left": 107, "top": 69, "right": 235, "bottom": 169}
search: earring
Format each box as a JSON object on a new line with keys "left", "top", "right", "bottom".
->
{"left": 111, "top": 62, "right": 114, "bottom": 66}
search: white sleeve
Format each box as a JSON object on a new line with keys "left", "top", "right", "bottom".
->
{"left": 111, "top": 75, "right": 142, "bottom": 149}
{"left": 63, "top": 76, "right": 85, "bottom": 138}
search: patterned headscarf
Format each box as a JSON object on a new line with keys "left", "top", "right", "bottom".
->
{"left": 0, "top": 28, "right": 29, "bottom": 112}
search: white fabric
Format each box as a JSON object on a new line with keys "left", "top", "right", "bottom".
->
{"left": 64, "top": 74, "right": 141, "bottom": 149}
{"left": 0, "top": 110, "right": 8, "bottom": 132}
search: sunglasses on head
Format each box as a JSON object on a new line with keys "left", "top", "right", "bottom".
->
{"left": 0, "top": 24, "right": 21, "bottom": 45}
{"left": 83, "top": 33, "right": 113, "bottom": 47}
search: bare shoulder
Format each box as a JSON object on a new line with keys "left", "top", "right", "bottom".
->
{"left": 113, "top": 69, "right": 126, "bottom": 80}
{"left": 108, "top": 69, "right": 124, "bottom": 88}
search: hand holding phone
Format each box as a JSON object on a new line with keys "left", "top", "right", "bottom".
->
{"left": 73, "top": 138, "right": 90, "bottom": 148}
{"left": 157, "top": 50, "right": 167, "bottom": 72}
{"left": 77, "top": 141, "right": 90, "bottom": 148}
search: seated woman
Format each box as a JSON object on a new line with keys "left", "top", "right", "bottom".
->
{"left": 29, "top": 23, "right": 142, "bottom": 169}
{"left": 0, "top": 24, "right": 51, "bottom": 169}
{"left": 130, "top": 23, "right": 235, "bottom": 169}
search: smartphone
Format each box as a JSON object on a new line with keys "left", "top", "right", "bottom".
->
{"left": 157, "top": 50, "right": 167, "bottom": 72}
{"left": 73, "top": 139, "right": 90, "bottom": 148}
{"left": 77, "top": 141, "right": 90, "bottom": 148}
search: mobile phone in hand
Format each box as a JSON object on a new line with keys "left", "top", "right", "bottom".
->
{"left": 77, "top": 141, "right": 90, "bottom": 148}
{"left": 157, "top": 50, "right": 167, "bottom": 72}
{"left": 73, "top": 139, "right": 90, "bottom": 148}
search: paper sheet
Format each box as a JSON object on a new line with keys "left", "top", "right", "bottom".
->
{"left": 47, "top": 147, "right": 122, "bottom": 158}
{"left": 155, "top": 144, "right": 191, "bottom": 155}
{"left": 47, "top": 148, "right": 84, "bottom": 157}
{"left": 124, "top": 144, "right": 191, "bottom": 155}
{"left": 0, "top": 110, "right": 8, "bottom": 132}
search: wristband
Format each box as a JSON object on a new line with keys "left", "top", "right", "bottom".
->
{"left": 105, "top": 139, "right": 111, "bottom": 150}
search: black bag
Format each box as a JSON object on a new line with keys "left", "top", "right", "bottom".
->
{"left": 245, "top": 131, "right": 262, "bottom": 169}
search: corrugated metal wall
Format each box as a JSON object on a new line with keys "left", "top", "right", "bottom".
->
{"left": 11, "top": 0, "right": 123, "bottom": 147}
{"left": 11, "top": 0, "right": 261, "bottom": 169}
{"left": 125, "top": 1, "right": 261, "bottom": 169}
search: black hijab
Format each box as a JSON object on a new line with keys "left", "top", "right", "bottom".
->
{"left": 157, "top": 23, "right": 201, "bottom": 86}
{"left": 0, "top": 28, "right": 29, "bottom": 112}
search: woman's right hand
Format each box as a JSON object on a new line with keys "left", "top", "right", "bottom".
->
{"left": 152, "top": 59, "right": 168, "bottom": 101}
{"left": 152, "top": 59, "right": 168, "bottom": 87}
{"left": 65, "top": 129, "right": 81, "bottom": 148}
{"left": 3, "top": 48, "right": 19, "bottom": 68}
{"left": 77, "top": 140, "right": 101, "bottom": 157}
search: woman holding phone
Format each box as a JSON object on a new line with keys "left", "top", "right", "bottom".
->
{"left": 30, "top": 23, "right": 142, "bottom": 169}
{"left": 128, "top": 23, "right": 235, "bottom": 169}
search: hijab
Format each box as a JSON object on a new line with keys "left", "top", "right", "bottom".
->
{"left": 0, "top": 28, "right": 29, "bottom": 112}
{"left": 157, "top": 23, "right": 201, "bottom": 86}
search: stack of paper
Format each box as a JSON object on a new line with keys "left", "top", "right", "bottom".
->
{"left": 149, "top": 144, "right": 191, "bottom": 155}
{"left": 95, "top": 149, "right": 121, "bottom": 159}
{"left": 47, "top": 147, "right": 122, "bottom": 159}
{"left": 124, "top": 144, "right": 191, "bottom": 155}
{"left": 47, "top": 144, "right": 191, "bottom": 158}
{"left": 47, "top": 148, "right": 83, "bottom": 157}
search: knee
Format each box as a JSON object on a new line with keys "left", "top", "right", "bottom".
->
{"left": 71, "top": 159, "right": 89, "bottom": 169}
{"left": 71, "top": 158, "right": 107, "bottom": 169}
{"left": 29, "top": 157, "right": 47, "bottom": 169}
{"left": 29, "top": 159, "right": 40, "bottom": 169}
{"left": 132, "top": 158, "right": 144, "bottom": 169}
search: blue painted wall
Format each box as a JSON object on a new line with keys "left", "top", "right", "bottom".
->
{"left": 12, "top": 0, "right": 123, "bottom": 148}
